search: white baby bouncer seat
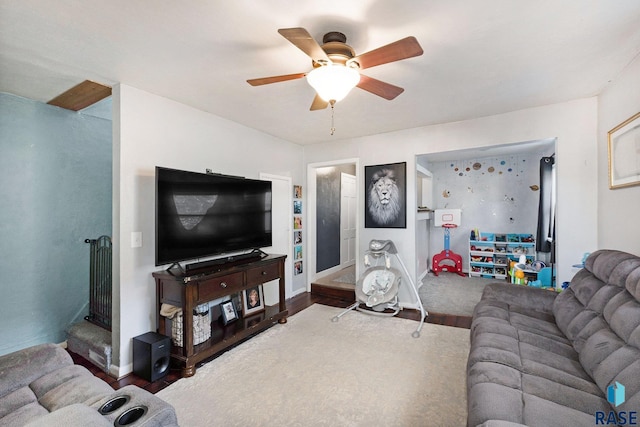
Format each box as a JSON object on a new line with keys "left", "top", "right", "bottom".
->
{"left": 356, "top": 265, "right": 400, "bottom": 310}
{"left": 332, "top": 239, "right": 427, "bottom": 338}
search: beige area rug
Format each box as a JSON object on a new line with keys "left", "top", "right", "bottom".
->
{"left": 157, "top": 304, "right": 470, "bottom": 427}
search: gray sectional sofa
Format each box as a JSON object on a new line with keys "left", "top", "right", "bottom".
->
{"left": 0, "top": 343, "right": 178, "bottom": 426}
{"left": 467, "top": 249, "right": 640, "bottom": 427}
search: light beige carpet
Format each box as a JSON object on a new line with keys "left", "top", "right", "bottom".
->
{"left": 420, "top": 272, "right": 492, "bottom": 316}
{"left": 157, "top": 304, "right": 470, "bottom": 427}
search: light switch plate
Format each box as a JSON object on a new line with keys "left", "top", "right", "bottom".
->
{"left": 131, "top": 231, "right": 143, "bottom": 248}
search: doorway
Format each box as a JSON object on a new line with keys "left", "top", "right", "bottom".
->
{"left": 306, "top": 159, "right": 359, "bottom": 289}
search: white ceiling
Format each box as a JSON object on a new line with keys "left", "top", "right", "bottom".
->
{"left": 2, "top": 1, "right": 640, "bottom": 145}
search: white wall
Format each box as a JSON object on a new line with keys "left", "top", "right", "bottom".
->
{"left": 112, "top": 84, "right": 303, "bottom": 376}
{"left": 597, "top": 54, "right": 640, "bottom": 255}
{"left": 304, "top": 98, "right": 599, "bottom": 291}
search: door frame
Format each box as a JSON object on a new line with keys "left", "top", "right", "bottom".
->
{"left": 340, "top": 172, "right": 357, "bottom": 269}
{"left": 306, "top": 158, "right": 360, "bottom": 290}
{"left": 260, "top": 173, "right": 293, "bottom": 298}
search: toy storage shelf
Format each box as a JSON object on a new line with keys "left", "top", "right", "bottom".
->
{"left": 469, "top": 232, "right": 535, "bottom": 279}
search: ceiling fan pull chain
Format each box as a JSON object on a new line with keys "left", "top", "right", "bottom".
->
{"left": 330, "top": 100, "right": 336, "bottom": 135}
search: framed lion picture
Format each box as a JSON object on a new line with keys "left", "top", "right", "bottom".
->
{"left": 364, "top": 162, "right": 406, "bottom": 228}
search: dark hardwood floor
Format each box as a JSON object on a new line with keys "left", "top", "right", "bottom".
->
{"left": 69, "top": 292, "right": 471, "bottom": 394}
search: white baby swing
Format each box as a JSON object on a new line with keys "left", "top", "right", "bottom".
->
{"left": 331, "top": 239, "right": 427, "bottom": 338}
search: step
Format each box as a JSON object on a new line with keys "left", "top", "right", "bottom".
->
{"left": 311, "top": 282, "right": 356, "bottom": 301}
{"left": 66, "top": 320, "right": 112, "bottom": 374}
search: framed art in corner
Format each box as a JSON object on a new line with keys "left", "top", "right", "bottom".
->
{"left": 364, "top": 162, "right": 407, "bottom": 228}
{"left": 219, "top": 300, "right": 238, "bottom": 325}
{"left": 242, "top": 285, "right": 265, "bottom": 316}
{"left": 608, "top": 111, "right": 640, "bottom": 189}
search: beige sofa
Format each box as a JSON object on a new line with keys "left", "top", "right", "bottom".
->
{"left": 0, "top": 343, "right": 178, "bottom": 426}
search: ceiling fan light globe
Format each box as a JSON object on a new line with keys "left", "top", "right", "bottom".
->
{"left": 306, "top": 64, "right": 360, "bottom": 103}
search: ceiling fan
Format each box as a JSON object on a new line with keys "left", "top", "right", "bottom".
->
{"left": 247, "top": 28, "right": 424, "bottom": 111}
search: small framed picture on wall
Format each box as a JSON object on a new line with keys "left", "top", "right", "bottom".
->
{"left": 294, "top": 260, "right": 303, "bottom": 276}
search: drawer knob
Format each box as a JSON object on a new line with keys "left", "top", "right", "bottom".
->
{"left": 261, "top": 271, "right": 267, "bottom": 275}
{"left": 220, "top": 282, "right": 227, "bottom": 288}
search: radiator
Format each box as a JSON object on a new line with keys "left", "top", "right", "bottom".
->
{"left": 84, "top": 235, "right": 112, "bottom": 331}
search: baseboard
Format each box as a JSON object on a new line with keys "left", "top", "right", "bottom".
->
{"left": 291, "top": 287, "right": 306, "bottom": 297}
{"left": 400, "top": 301, "right": 421, "bottom": 310}
{"left": 417, "top": 269, "right": 429, "bottom": 284}
{"left": 111, "top": 362, "right": 128, "bottom": 380}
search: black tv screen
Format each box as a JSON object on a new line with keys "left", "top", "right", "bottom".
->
{"left": 155, "top": 167, "right": 272, "bottom": 266}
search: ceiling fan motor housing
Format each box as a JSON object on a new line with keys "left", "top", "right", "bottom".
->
{"left": 315, "top": 31, "right": 358, "bottom": 68}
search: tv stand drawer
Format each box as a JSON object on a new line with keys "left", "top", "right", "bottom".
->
{"left": 198, "top": 272, "right": 244, "bottom": 301}
{"left": 246, "top": 263, "right": 280, "bottom": 284}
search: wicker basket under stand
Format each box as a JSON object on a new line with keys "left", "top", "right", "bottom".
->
{"left": 171, "top": 303, "right": 211, "bottom": 347}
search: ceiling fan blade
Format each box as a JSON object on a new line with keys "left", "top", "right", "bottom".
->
{"left": 278, "top": 27, "right": 331, "bottom": 63}
{"left": 310, "top": 94, "right": 329, "bottom": 111}
{"left": 247, "top": 72, "right": 306, "bottom": 86}
{"left": 357, "top": 75, "right": 404, "bottom": 100}
{"left": 351, "top": 36, "right": 423, "bottom": 70}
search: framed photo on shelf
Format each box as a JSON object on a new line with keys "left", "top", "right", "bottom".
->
{"left": 608, "top": 111, "right": 640, "bottom": 189}
{"left": 364, "top": 162, "right": 407, "bottom": 228}
{"left": 219, "top": 300, "right": 238, "bottom": 325}
{"left": 242, "top": 285, "right": 265, "bottom": 316}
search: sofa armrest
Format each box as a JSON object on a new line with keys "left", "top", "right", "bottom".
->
{"left": 91, "top": 385, "right": 178, "bottom": 427}
{"left": 480, "top": 282, "right": 557, "bottom": 313}
{"left": 24, "top": 404, "right": 111, "bottom": 427}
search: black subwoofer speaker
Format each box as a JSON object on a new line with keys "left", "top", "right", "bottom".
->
{"left": 132, "top": 332, "right": 171, "bottom": 382}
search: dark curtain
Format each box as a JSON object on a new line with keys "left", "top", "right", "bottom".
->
{"left": 536, "top": 156, "right": 555, "bottom": 257}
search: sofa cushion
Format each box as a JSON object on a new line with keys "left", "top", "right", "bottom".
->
{"left": 36, "top": 368, "right": 113, "bottom": 412}
{"left": 0, "top": 343, "right": 72, "bottom": 399}
{"left": 30, "top": 364, "right": 111, "bottom": 400}
{"left": 0, "top": 386, "right": 44, "bottom": 420}
{"left": 0, "top": 400, "right": 49, "bottom": 426}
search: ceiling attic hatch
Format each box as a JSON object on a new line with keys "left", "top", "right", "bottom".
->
{"left": 47, "top": 80, "right": 112, "bottom": 111}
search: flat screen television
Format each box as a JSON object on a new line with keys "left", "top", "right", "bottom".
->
{"left": 155, "top": 166, "right": 272, "bottom": 266}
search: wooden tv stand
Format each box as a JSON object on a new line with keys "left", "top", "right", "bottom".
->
{"left": 152, "top": 254, "right": 287, "bottom": 377}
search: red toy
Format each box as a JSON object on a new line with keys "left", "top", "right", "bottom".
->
{"left": 432, "top": 224, "right": 465, "bottom": 276}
